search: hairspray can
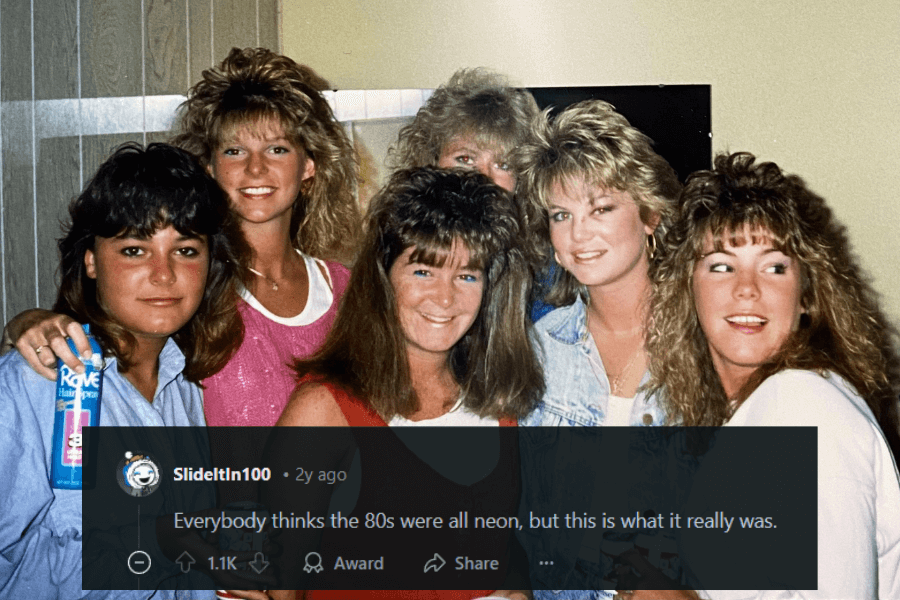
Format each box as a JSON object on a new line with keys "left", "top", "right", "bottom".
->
{"left": 51, "top": 324, "right": 104, "bottom": 489}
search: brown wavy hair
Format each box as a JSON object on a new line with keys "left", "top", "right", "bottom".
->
{"left": 646, "top": 152, "right": 900, "bottom": 455}
{"left": 388, "top": 68, "right": 539, "bottom": 171}
{"left": 171, "top": 47, "right": 360, "bottom": 262}
{"left": 55, "top": 143, "right": 246, "bottom": 383}
{"left": 295, "top": 167, "right": 544, "bottom": 421}
{"left": 515, "top": 99, "right": 682, "bottom": 306}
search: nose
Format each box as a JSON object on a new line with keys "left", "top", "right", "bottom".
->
{"left": 246, "top": 151, "right": 267, "bottom": 175}
{"left": 430, "top": 277, "right": 456, "bottom": 309}
{"left": 733, "top": 268, "right": 760, "bottom": 300}
{"left": 150, "top": 254, "right": 176, "bottom": 286}
{"left": 570, "top": 214, "right": 592, "bottom": 243}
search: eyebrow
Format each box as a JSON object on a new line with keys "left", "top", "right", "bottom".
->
{"left": 700, "top": 247, "right": 788, "bottom": 259}
{"left": 114, "top": 232, "right": 203, "bottom": 242}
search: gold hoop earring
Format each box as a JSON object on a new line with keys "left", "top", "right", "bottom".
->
{"left": 646, "top": 234, "right": 657, "bottom": 260}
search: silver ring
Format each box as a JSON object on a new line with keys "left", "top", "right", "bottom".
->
{"left": 34, "top": 345, "right": 44, "bottom": 355}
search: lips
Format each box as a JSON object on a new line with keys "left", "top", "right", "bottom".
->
{"left": 140, "top": 298, "right": 182, "bottom": 307}
{"left": 572, "top": 249, "right": 606, "bottom": 262}
{"left": 420, "top": 312, "right": 454, "bottom": 325}
{"left": 725, "top": 314, "right": 767, "bottom": 333}
{"left": 239, "top": 186, "right": 275, "bottom": 197}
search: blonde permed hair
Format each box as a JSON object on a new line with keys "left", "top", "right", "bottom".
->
{"left": 646, "top": 152, "right": 900, "bottom": 452}
{"left": 171, "top": 47, "right": 360, "bottom": 262}
{"left": 388, "top": 68, "right": 539, "bottom": 170}
{"left": 515, "top": 99, "right": 682, "bottom": 306}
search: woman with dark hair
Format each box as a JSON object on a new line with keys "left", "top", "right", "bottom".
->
{"left": 268, "top": 167, "right": 542, "bottom": 600}
{"left": 7, "top": 47, "right": 361, "bottom": 428}
{"left": 645, "top": 152, "right": 900, "bottom": 599}
{"left": 0, "top": 142, "right": 243, "bottom": 598}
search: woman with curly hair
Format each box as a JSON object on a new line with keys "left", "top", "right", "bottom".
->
{"left": 389, "top": 68, "right": 539, "bottom": 194}
{"left": 7, "top": 48, "right": 362, "bottom": 428}
{"left": 645, "top": 152, "right": 900, "bottom": 599}
{"left": 514, "top": 99, "right": 682, "bottom": 598}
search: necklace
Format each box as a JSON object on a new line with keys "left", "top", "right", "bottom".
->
{"left": 610, "top": 343, "right": 644, "bottom": 396}
{"left": 586, "top": 310, "right": 645, "bottom": 395}
{"left": 247, "top": 267, "right": 279, "bottom": 291}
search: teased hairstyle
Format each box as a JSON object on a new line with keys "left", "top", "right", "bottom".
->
{"left": 647, "top": 152, "right": 900, "bottom": 453}
{"left": 55, "top": 142, "right": 246, "bottom": 383}
{"left": 296, "top": 167, "right": 544, "bottom": 420}
{"left": 389, "top": 68, "right": 539, "bottom": 171}
{"left": 516, "top": 100, "right": 682, "bottom": 306}
{"left": 172, "top": 47, "right": 360, "bottom": 262}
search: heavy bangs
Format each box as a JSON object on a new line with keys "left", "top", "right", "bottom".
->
{"left": 87, "top": 175, "right": 225, "bottom": 241}
{"left": 210, "top": 104, "right": 311, "bottom": 153}
{"left": 405, "top": 243, "right": 487, "bottom": 273}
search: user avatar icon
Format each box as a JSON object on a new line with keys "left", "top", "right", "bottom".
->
{"left": 116, "top": 451, "right": 162, "bottom": 497}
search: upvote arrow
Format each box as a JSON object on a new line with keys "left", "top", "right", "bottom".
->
{"left": 176, "top": 551, "right": 195, "bottom": 573}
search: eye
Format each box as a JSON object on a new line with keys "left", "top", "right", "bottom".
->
{"left": 270, "top": 145, "right": 292, "bottom": 155}
{"left": 592, "top": 205, "right": 614, "bottom": 215}
{"left": 765, "top": 262, "right": 788, "bottom": 274}
{"left": 221, "top": 147, "right": 242, "bottom": 156}
{"left": 455, "top": 154, "right": 475, "bottom": 166}
{"left": 412, "top": 269, "right": 430, "bottom": 278}
{"left": 710, "top": 263, "right": 732, "bottom": 273}
{"left": 496, "top": 161, "right": 511, "bottom": 172}
{"left": 121, "top": 247, "right": 144, "bottom": 257}
{"left": 549, "top": 211, "right": 569, "bottom": 223}
{"left": 177, "top": 246, "right": 203, "bottom": 257}
{"left": 458, "top": 273, "right": 481, "bottom": 283}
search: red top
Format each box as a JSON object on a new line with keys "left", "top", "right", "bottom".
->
{"left": 303, "top": 380, "right": 517, "bottom": 600}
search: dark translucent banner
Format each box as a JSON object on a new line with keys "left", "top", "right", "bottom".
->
{"left": 80, "top": 426, "right": 816, "bottom": 593}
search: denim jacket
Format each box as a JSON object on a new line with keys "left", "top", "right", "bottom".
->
{"left": 522, "top": 297, "right": 665, "bottom": 428}
{"left": 520, "top": 298, "right": 666, "bottom": 598}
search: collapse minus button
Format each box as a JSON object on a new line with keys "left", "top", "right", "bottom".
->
{"left": 127, "top": 550, "right": 152, "bottom": 575}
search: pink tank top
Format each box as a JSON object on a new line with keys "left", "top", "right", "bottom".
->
{"left": 202, "top": 260, "right": 350, "bottom": 426}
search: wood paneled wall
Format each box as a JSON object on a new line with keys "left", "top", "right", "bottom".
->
{"left": 0, "top": 0, "right": 279, "bottom": 323}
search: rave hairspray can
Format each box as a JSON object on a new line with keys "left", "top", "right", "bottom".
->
{"left": 51, "top": 324, "right": 104, "bottom": 489}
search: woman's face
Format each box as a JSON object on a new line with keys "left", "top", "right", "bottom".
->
{"left": 437, "top": 133, "right": 515, "bottom": 192}
{"left": 85, "top": 225, "right": 209, "bottom": 342}
{"left": 548, "top": 176, "right": 654, "bottom": 291}
{"left": 209, "top": 118, "right": 315, "bottom": 229}
{"left": 389, "top": 242, "right": 484, "bottom": 363}
{"left": 692, "top": 228, "right": 805, "bottom": 396}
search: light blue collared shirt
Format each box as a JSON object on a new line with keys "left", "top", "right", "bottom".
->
{"left": 0, "top": 338, "right": 215, "bottom": 599}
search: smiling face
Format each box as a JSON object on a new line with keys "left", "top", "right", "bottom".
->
{"left": 548, "top": 176, "right": 654, "bottom": 292}
{"left": 389, "top": 242, "right": 484, "bottom": 363}
{"left": 85, "top": 225, "right": 209, "bottom": 343}
{"left": 208, "top": 118, "right": 315, "bottom": 229}
{"left": 692, "top": 228, "right": 805, "bottom": 396}
{"left": 437, "top": 133, "right": 515, "bottom": 192}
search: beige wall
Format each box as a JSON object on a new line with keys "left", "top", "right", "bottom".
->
{"left": 283, "top": 0, "right": 900, "bottom": 325}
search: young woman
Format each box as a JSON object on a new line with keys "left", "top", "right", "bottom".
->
{"left": 263, "top": 167, "right": 543, "bottom": 600}
{"left": 0, "top": 143, "right": 244, "bottom": 598}
{"left": 6, "top": 48, "right": 361, "bottom": 427}
{"left": 389, "top": 67, "right": 552, "bottom": 321}
{"left": 513, "top": 99, "right": 682, "bottom": 598}
{"left": 389, "top": 68, "right": 539, "bottom": 195}
{"left": 646, "top": 152, "right": 900, "bottom": 599}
